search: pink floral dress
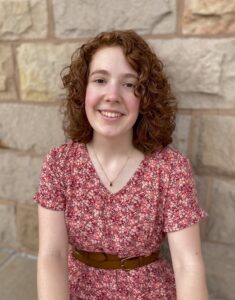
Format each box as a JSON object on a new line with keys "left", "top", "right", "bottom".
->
{"left": 34, "top": 141, "right": 207, "bottom": 300}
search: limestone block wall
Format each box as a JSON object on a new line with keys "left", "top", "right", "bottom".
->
{"left": 0, "top": 1, "right": 234, "bottom": 299}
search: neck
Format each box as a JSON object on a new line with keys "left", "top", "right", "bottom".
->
{"left": 88, "top": 132, "right": 135, "bottom": 161}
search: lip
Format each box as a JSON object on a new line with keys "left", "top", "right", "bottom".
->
{"left": 98, "top": 110, "right": 124, "bottom": 120}
{"left": 98, "top": 109, "right": 125, "bottom": 115}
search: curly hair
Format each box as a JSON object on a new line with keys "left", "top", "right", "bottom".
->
{"left": 61, "top": 30, "right": 177, "bottom": 154}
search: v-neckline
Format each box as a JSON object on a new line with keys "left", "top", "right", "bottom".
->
{"left": 82, "top": 143, "right": 148, "bottom": 197}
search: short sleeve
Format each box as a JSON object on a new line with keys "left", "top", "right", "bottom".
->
{"left": 163, "top": 155, "right": 207, "bottom": 232}
{"left": 33, "top": 148, "right": 66, "bottom": 211}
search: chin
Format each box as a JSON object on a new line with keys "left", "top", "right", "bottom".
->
{"left": 99, "top": 132, "right": 122, "bottom": 139}
{"left": 96, "top": 129, "right": 133, "bottom": 140}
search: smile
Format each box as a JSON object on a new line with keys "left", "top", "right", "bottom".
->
{"left": 99, "top": 110, "right": 123, "bottom": 119}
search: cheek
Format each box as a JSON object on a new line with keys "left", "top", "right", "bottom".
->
{"left": 85, "top": 87, "right": 98, "bottom": 110}
{"left": 128, "top": 97, "right": 140, "bottom": 114}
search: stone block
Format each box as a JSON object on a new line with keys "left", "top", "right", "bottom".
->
{"left": 172, "top": 114, "right": 191, "bottom": 155}
{"left": 0, "top": 103, "right": 65, "bottom": 155}
{"left": 206, "top": 178, "right": 235, "bottom": 244}
{"left": 191, "top": 115, "right": 235, "bottom": 175}
{"left": 195, "top": 175, "right": 210, "bottom": 211}
{"left": 149, "top": 38, "right": 235, "bottom": 109}
{"left": 0, "top": 45, "right": 17, "bottom": 101}
{"left": 16, "top": 43, "right": 78, "bottom": 101}
{"left": 202, "top": 242, "right": 235, "bottom": 300}
{"left": 53, "top": 0, "right": 176, "bottom": 38}
{"left": 183, "top": 0, "right": 235, "bottom": 35}
{"left": 195, "top": 175, "right": 210, "bottom": 239}
{"left": 0, "top": 203, "right": 17, "bottom": 247}
{"left": 0, "top": 0, "right": 47, "bottom": 39}
{"left": 0, "top": 149, "right": 43, "bottom": 204}
{"left": 17, "top": 205, "right": 38, "bottom": 252}
{"left": 0, "top": 253, "right": 37, "bottom": 300}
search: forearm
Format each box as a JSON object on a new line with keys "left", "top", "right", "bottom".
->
{"left": 174, "top": 263, "right": 208, "bottom": 300}
{"left": 37, "top": 254, "right": 70, "bottom": 300}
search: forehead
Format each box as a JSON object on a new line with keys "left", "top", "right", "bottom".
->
{"left": 89, "top": 46, "right": 137, "bottom": 74}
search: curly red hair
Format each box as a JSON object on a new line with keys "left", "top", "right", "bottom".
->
{"left": 61, "top": 30, "right": 177, "bottom": 154}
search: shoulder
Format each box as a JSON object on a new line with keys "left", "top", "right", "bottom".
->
{"left": 150, "top": 145, "right": 190, "bottom": 167}
{"left": 44, "top": 140, "right": 86, "bottom": 168}
{"left": 47, "top": 140, "right": 84, "bottom": 158}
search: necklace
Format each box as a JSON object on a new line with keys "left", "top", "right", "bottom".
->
{"left": 92, "top": 146, "right": 133, "bottom": 187}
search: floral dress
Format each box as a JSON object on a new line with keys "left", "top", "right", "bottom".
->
{"left": 34, "top": 141, "right": 207, "bottom": 300}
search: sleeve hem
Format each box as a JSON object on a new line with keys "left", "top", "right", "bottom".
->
{"left": 34, "top": 197, "right": 66, "bottom": 211}
{"left": 163, "top": 211, "right": 208, "bottom": 233}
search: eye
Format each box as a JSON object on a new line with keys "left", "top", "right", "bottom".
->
{"left": 94, "top": 78, "right": 106, "bottom": 84}
{"left": 123, "top": 82, "right": 136, "bottom": 88}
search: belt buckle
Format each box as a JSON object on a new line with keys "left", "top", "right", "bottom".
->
{"left": 120, "top": 256, "right": 135, "bottom": 271}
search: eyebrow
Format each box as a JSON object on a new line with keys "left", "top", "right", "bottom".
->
{"left": 89, "top": 69, "right": 138, "bottom": 79}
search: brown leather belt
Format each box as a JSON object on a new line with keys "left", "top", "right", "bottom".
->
{"left": 72, "top": 248, "right": 160, "bottom": 271}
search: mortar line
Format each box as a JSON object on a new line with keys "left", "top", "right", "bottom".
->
{"left": 47, "top": 0, "right": 55, "bottom": 38}
{"left": 11, "top": 45, "right": 21, "bottom": 101}
{"left": 176, "top": 0, "right": 184, "bottom": 36}
{"left": 0, "top": 34, "right": 234, "bottom": 45}
{"left": 0, "top": 250, "right": 17, "bottom": 271}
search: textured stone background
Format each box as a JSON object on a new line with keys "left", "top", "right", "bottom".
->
{"left": 0, "top": 0, "right": 234, "bottom": 299}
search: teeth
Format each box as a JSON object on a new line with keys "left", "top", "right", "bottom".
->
{"left": 100, "top": 111, "right": 122, "bottom": 118}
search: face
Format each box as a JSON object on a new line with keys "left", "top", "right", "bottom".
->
{"left": 85, "top": 46, "right": 140, "bottom": 140}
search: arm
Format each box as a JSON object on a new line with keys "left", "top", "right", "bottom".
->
{"left": 167, "top": 223, "right": 208, "bottom": 300}
{"left": 37, "top": 205, "right": 70, "bottom": 300}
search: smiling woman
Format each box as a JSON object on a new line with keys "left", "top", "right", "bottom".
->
{"left": 60, "top": 30, "right": 176, "bottom": 154}
{"left": 34, "top": 30, "right": 208, "bottom": 300}
{"left": 85, "top": 46, "right": 140, "bottom": 140}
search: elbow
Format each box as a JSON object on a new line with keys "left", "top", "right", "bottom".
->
{"left": 173, "top": 258, "right": 206, "bottom": 275}
{"left": 38, "top": 244, "right": 68, "bottom": 260}
{"left": 38, "top": 252, "right": 68, "bottom": 261}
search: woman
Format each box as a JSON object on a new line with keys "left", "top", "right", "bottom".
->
{"left": 34, "top": 30, "right": 208, "bottom": 299}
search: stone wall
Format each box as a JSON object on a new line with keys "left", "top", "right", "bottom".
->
{"left": 0, "top": 0, "right": 234, "bottom": 299}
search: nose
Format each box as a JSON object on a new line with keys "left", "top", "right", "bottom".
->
{"left": 105, "top": 82, "right": 121, "bottom": 103}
